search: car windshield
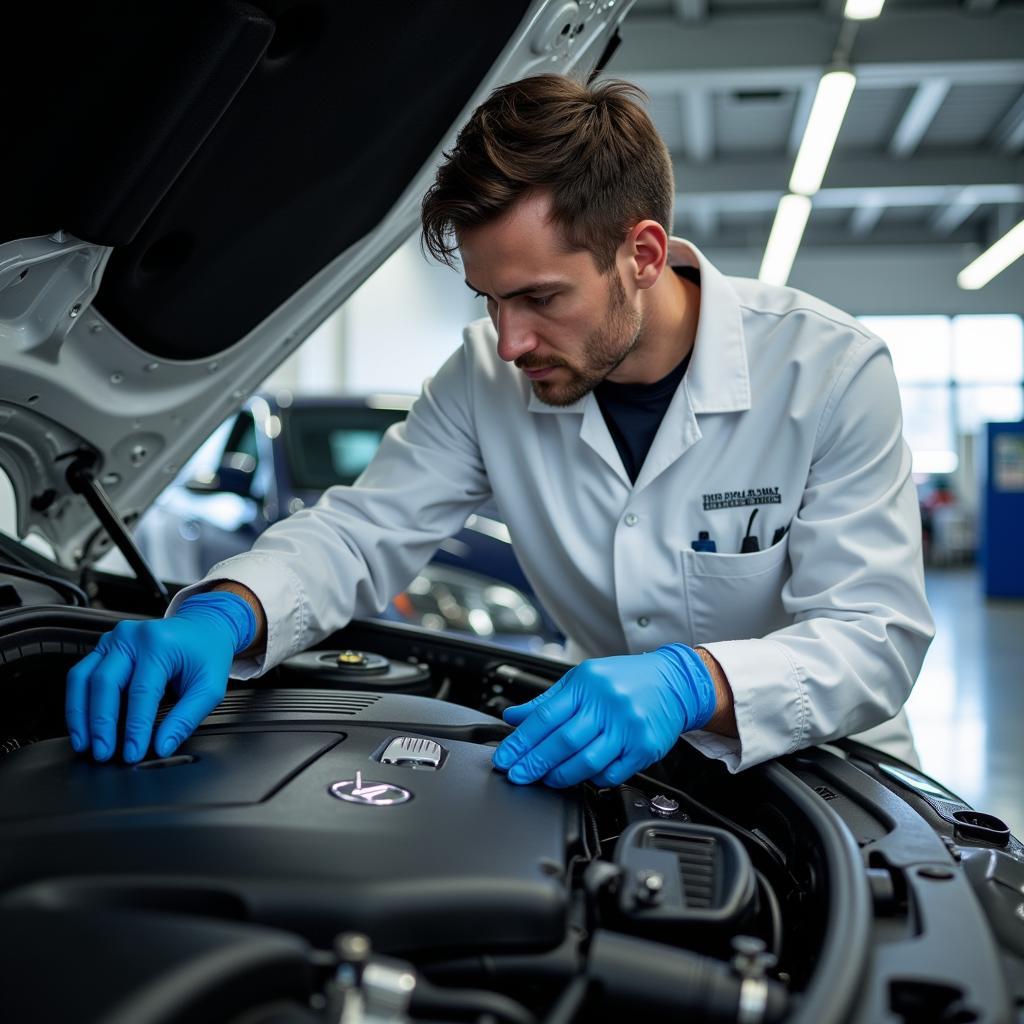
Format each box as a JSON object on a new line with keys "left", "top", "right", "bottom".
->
{"left": 283, "top": 405, "right": 407, "bottom": 490}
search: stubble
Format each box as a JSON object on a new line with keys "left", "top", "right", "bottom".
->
{"left": 529, "top": 272, "right": 643, "bottom": 407}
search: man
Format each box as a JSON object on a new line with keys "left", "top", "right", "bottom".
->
{"left": 66, "top": 75, "right": 933, "bottom": 784}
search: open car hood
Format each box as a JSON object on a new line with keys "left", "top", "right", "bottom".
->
{"left": 0, "top": 0, "right": 630, "bottom": 569}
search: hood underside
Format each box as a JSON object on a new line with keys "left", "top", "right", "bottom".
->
{"left": 0, "top": 0, "right": 630, "bottom": 568}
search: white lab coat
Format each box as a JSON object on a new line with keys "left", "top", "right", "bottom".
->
{"left": 170, "top": 239, "right": 934, "bottom": 772}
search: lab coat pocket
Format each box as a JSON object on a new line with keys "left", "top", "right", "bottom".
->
{"left": 683, "top": 536, "right": 791, "bottom": 644}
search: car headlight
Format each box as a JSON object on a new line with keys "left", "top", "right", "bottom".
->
{"left": 399, "top": 565, "right": 541, "bottom": 637}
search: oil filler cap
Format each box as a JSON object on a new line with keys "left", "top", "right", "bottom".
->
{"left": 381, "top": 736, "right": 445, "bottom": 770}
{"left": 649, "top": 794, "right": 680, "bottom": 818}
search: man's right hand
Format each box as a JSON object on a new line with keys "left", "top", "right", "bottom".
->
{"left": 65, "top": 591, "right": 257, "bottom": 763}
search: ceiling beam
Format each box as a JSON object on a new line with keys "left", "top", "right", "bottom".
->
{"left": 889, "top": 79, "right": 951, "bottom": 158}
{"left": 672, "top": 151, "right": 1024, "bottom": 196}
{"left": 704, "top": 224, "right": 985, "bottom": 251}
{"left": 680, "top": 200, "right": 718, "bottom": 240}
{"left": 671, "top": 0, "right": 708, "bottom": 21}
{"left": 930, "top": 188, "right": 984, "bottom": 235}
{"left": 621, "top": 61, "right": 1023, "bottom": 97}
{"left": 788, "top": 80, "right": 817, "bottom": 156}
{"left": 930, "top": 205, "right": 978, "bottom": 235}
{"left": 608, "top": 9, "right": 1024, "bottom": 84}
{"left": 682, "top": 88, "right": 714, "bottom": 162}
{"left": 673, "top": 182, "right": 1024, "bottom": 217}
{"left": 990, "top": 203, "right": 1020, "bottom": 244}
{"left": 849, "top": 192, "right": 887, "bottom": 237}
{"left": 707, "top": 245, "right": 1024, "bottom": 317}
{"left": 993, "top": 92, "right": 1024, "bottom": 153}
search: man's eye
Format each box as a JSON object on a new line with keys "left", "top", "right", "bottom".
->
{"left": 529, "top": 295, "right": 554, "bottom": 308}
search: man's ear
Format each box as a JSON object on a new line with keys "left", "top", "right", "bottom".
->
{"left": 624, "top": 220, "right": 669, "bottom": 291}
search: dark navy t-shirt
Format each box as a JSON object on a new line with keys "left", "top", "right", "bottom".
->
{"left": 594, "top": 267, "right": 698, "bottom": 484}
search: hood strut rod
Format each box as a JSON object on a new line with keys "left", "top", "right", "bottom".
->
{"left": 65, "top": 458, "right": 170, "bottom": 610}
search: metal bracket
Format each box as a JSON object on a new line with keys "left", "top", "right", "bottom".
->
{"left": 331, "top": 932, "right": 416, "bottom": 1024}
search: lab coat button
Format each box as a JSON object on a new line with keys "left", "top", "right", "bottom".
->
{"left": 637, "top": 616, "right": 650, "bottom": 627}
{"left": 624, "top": 513, "right": 639, "bottom": 526}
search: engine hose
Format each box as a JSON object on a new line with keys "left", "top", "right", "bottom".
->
{"left": 410, "top": 976, "right": 536, "bottom": 1024}
{"left": 635, "top": 772, "right": 801, "bottom": 889}
{"left": 541, "top": 976, "right": 589, "bottom": 1024}
{"left": 0, "top": 561, "right": 89, "bottom": 607}
{"left": 755, "top": 869, "right": 784, "bottom": 962}
{"left": 587, "top": 930, "right": 788, "bottom": 1024}
{"left": 420, "top": 932, "right": 582, "bottom": 984}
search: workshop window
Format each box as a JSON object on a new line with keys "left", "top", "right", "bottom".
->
{"left": 860, "top": 314, "right": 1024, "bottom": 475}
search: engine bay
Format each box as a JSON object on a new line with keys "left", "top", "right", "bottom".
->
{"left": 0, "top": 609, "right": 1021, "bottom": 1024}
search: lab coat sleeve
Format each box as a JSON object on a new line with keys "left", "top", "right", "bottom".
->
{"left": 166, "top": 340, "right": 490, "bottom": 678}
{"left": 687, "top": 334, "right": 935, "bottom": 771}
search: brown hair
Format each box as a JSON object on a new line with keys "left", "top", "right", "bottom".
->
{"left": 421, "top": 74, "right": 673, "bottom": 273}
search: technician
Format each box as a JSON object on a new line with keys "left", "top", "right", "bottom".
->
{"left": 66, "top": 75, "right": 934, "bottom": 785}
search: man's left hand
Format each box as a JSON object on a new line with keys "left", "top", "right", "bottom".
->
{"left": 492, "top": 644, "right": 717, "bottom": 788}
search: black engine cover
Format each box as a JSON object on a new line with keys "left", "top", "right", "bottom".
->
{"left": 0, "top": 690, "right": 580, "bottom": 952}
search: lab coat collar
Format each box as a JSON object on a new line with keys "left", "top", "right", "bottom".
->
{"left": 526, "top": 238, "right": 750, "bottom": 417}
{"left": 668, "top": 238, "right": 751, "bottom": 415}
{"left": 522, "top": 383, "right": 629, "bottom": 483}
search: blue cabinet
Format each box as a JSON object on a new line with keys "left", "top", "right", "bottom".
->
{"left": 982, "top": 421, "right": 1024, "bottom": 598}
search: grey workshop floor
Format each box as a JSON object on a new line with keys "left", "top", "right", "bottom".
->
{"left": 904, "top": 567, "right": 1024, "bottom": 836}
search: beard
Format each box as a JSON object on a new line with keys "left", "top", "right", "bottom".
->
{"left": 520, "top": 272, "right": 643, "bottom": 407}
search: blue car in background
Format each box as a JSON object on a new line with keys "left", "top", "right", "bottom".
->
{"left": 131, "top": 393, "right": 564, "bottom": 654}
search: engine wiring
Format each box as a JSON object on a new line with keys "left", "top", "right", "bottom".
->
{"left": 582, "top": 798, "right": 602, "bottom": 860}
{"left": 0, "top": 560, "right": 90, "bottom": 608}
{"left": 635, "top": 772, "right": 804, "bottom": 891}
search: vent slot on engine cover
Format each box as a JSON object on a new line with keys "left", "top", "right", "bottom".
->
{"left": 645, "top": 831, "right": 718, "bottom": 909}
{"left": 163, "top": 689, "right": 383, "bottom": 723}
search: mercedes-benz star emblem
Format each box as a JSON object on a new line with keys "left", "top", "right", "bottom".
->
{"left": 329, "top": 770, "right": 412, "bottom": 806}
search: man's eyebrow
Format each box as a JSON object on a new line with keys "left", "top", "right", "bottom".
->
{"left": 463, "top": 279, "right": 567, "bottom": 300}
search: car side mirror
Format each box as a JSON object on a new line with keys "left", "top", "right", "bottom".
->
{"left": 184, "top": 461, "right": 255, "bottom": 498}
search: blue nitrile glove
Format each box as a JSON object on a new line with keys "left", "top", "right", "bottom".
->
{"left": 65, "top": 591, "right": 256, "bottom": 764}
{"left": 492, "top": 644, "right": 716, "bottom": 789}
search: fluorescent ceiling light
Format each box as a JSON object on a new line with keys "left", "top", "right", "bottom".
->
{"left": 789, "top": 70, "right": 857, "bottom": 196}
{"left": 957, "top": 218, "right": 1024, "bottom": 290}
{"left": 844, "top": 0, "right": 885, "bottom": 19}
{"left": 759, "top": 194, "right": 812, "bottom": 287}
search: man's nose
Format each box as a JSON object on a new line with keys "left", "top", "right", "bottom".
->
{"left": 495, "top": 305, "right": 538, "bottom": 363}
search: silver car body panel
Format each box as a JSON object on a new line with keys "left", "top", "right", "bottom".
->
{"left": 0, "top": 0, "right": 633, "bottom": 567}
